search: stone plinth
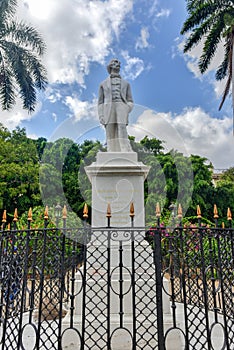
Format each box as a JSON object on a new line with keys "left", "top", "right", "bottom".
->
{"left": 85, "top": 152, "right": 150, "bottom": 227}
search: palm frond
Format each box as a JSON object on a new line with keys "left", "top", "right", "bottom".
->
{"left": 183, "top": 18, "right": 213, "bottom": 53}
{"left": 215, "top": 36, "right": 232, "bottom": 80}
{"left": 5, "top": 21, "right": 46, "bottom": 56}
{"left": 198, "top": 18, "right": 224, "bottom": 73}
{"left": 181, "top": 2, "right": 218, "bottom": 35}
{"left": 2, "top": 41, "right": 39, "bottom": 112}
{"left": 0, "top": 64, "right": 15, "bottom": 110}
{"left": 219, "top": 74, "right": 232, "bottom": 111}
{"left": 0, "top": 0, "right": 17, "bottom": 21}
{"left": 219, "top": 34, "right": 233, "bottom": 110}
{"left": 186, "top": 0, "right": 206, "bottom": 13}
{"left": 23, "top": 51, "right": 48, "bottom": 90}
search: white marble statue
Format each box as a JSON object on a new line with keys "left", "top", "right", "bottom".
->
{"left": 98, "top": 58, "right": 133, "bottom": 152}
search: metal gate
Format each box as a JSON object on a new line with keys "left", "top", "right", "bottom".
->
{"left": 0, "top": 207, "right": 233, "bottom": 349}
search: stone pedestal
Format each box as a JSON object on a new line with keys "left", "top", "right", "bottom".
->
{"left": 85, "top": 152, "right": 149, "bottom": 227}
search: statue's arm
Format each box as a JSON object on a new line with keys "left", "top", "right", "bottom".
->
{"left": 126, "top": 83, "right": 134, "bottom": 112}
{"left": 98, "top": 84, "right": 105, "bottom": 124}
{"left": 98, "top": 84, "right": 104, "bottom": 105}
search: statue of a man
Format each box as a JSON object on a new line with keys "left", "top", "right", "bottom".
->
{"left": 98, "top": 59, "right": 133, "bottom": 152}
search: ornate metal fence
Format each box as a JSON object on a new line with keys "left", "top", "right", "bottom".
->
{"left": 0, "top": 205, "right": 233, "bottom": 349}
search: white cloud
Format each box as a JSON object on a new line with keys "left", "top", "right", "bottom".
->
{"left": 121, "top": 51, "right": 145, "bottom": 80}
{"left": 135, "top": 27, "right": 150, "bottom": 50}
{"left": 64, "top": 96, "right": 98, "bottom": 122}
{"left": 156, "top": 9, "right": 171, "bottom": 18}
{"left": 176, "top": 37, "right": 226, "bottom": 98}
{"left": 0, "top": 99, "right": 43, "bottom": 130}
{"left": 131, "top": 107, "right": 233, "bottom": 169}
{"left": 17, "top": 0, "right": 134, "bottom": 85}
{"left": 0, "top": 110, "right": 29, "bottom": 130}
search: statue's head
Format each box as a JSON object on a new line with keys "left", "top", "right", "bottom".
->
{"left": 107, "top": 58, "right": 121, "bottom": 74}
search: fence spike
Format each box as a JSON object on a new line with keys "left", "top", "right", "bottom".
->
{"left": 227, "top": 207, "right": 232, "bottom": 221}
{"left": 178, "top": 204, "right": 183, "bottom": 218}
{"left": 44, "top": 206, "right": 49, "bottom": 220}
{"left": 2, "top": 210, "right": 7, "bottom": 223}
{"left": 106, "top": 203, "right": 111, "bottom": 218}
{"left": 83, "top": 203, "right": 88, "bottom": 218}
{"left": 222, "top": 222, "right": 225, "bottom": 229}
{"left": 214, "top": 204, "right": 219, "bottom": 219}
{"left": 62, "top": 205, "right": 67, "bottom": 219}
{"left": 156, "top": 203, "right": 161, "bottom": 218}
{"left": 130, "top": 202, "right": 135, "bottom": 217}
{"left": 13, "top": 208, "right": 18, "bottom": 222}
{"left": 197, "top": 205, "right": 202, "bottom": 219}
{"left": 28, "top": 208, "right": 33, "bottom": 221}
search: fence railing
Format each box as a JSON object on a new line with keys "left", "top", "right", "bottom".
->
{"left": 0, "top": 203, "right": 233, "bottom": 349}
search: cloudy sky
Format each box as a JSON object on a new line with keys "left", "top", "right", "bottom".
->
{"left": 1, "top": 0, "right": 233, "bottom": 169}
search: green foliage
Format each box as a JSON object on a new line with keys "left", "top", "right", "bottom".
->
{"left": 0, "top": 0, "right": 47, "bottom": 112}
{"left": 181, "top": 0, "right": 234, "bottom": 110}
{"left": 0, "top": 124, "right": 41, "bottom": 215}
{"left": 0, "top": 125, "right": 233, "bottom": 226}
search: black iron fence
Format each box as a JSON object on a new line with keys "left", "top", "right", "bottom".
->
{"left": 0, "top": 205, "right": 233, "bottom": 349}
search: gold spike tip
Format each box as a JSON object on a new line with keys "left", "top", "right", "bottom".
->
{"left": 178, "top": 204, "right": 183, "bottom": 219}
{"left": 13, "top": 208, "right": 18, "bottom": 222}
{"left": 214, "top": 204, "right": 219, "bottom": 219}
{"left": 222, "top": 222, "right": 225, "bottom": 229}
{"left": 197, "top": 205, "right": 202, "bottom": 219}
{"left": 83, "top": 203, "right": 88, "bottom": 218}
{"left": 2, "top": 210, "right": 7, "bottom": 223}
{"left": 130, "top": 202, "right": 135, "bottom": 217}
{"left": 156, "top": 203, "right": 161, "bottom": 218}
{"left": 106, "top": 203, "right": 112, "bottom": 218}
{"left": 44, "top": 206, "right": 49, "bottom": 220}
{"left": 62, "top": 205, "right": 67, "bottom": 219}
{"left": 227, "top": 208, "right": 232, "bottom": 221}
{"left": 28, "top": 208, "right": 33, "bottom": 221}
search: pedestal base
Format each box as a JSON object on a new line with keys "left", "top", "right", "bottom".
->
{"left": 85, "top": 152, "right": 150, "bottom": 227}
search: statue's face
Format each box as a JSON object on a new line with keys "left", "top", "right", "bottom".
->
{"left": 109, "top": 59, "right": 120, "bottom": 73}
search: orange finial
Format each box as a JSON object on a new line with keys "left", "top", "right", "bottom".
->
{"left": 156, "top": 203, "right": 161, "bottom": 218}
{"left": 197, "top": 205, "right": 201, "bottom": 219}
{"left": 13, "top": 208, "right": 18, "bottom": 222}
{"left": 28, "top": 208, "right": 32, "bottom": 221}
{"left": 178, "top": 204, "right": 183, "bottom": 219}
{"left": 2, "top": 210, "right": 7, "bottom": 223}
{"left": 106, "top": 203, "right": 111, "bottom": 218}
{"left": 44, "top": 206, "right": 49, "bottom": 220}
{"left": 62, "top": 205, "right": 67, "bottom": 219}
{"left": 227, "top": 208, "right": 232, "bottom": 221}
{"left": 83, "top": 203, "right": 88, "bottom": 218}
{"left": 214, "top": 204, "right": 219, "bottom": 219}
{"left": 130, "top": 202, "right": 135, "bottom": 217}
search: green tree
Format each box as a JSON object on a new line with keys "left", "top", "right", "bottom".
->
{"left": 0, "top": 0, "right": 47, "bottom": 112}
{"left": 221, "top": 167, "right": 234, "bottom": 182}
{"left": 140, "top": 136, "right": 165, "bottom": 156}
{"left": 181, "top": 0, "right": 234, "bottom": 115}
{"left": 187, "top": 155, "right": 214, "bottom": 218}
{"left": 214, "top": 167, "right": 234, "bottom": 222}
{"left": 0, "top": 124, "right": 41, "bottom": 215}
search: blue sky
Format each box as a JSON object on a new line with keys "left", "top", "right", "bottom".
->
{"left": 1, "top": 0, "right": 233, "bottom": 169}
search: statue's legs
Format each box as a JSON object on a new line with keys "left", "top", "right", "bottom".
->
{"left": 105, "top": 102, "right": 132, "bottom": 152}
{"left": 117, "top": 124, "right": 132, "bottom": 152}
{"left": 105, "top": 123, "right": 120, "bottom": 152}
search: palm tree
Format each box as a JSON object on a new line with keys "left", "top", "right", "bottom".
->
{"left": 181, "top": 0, "right": 234, "bottom": 131}
{"left": 0, "top": 0, "right": 47, "bottom": 112}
